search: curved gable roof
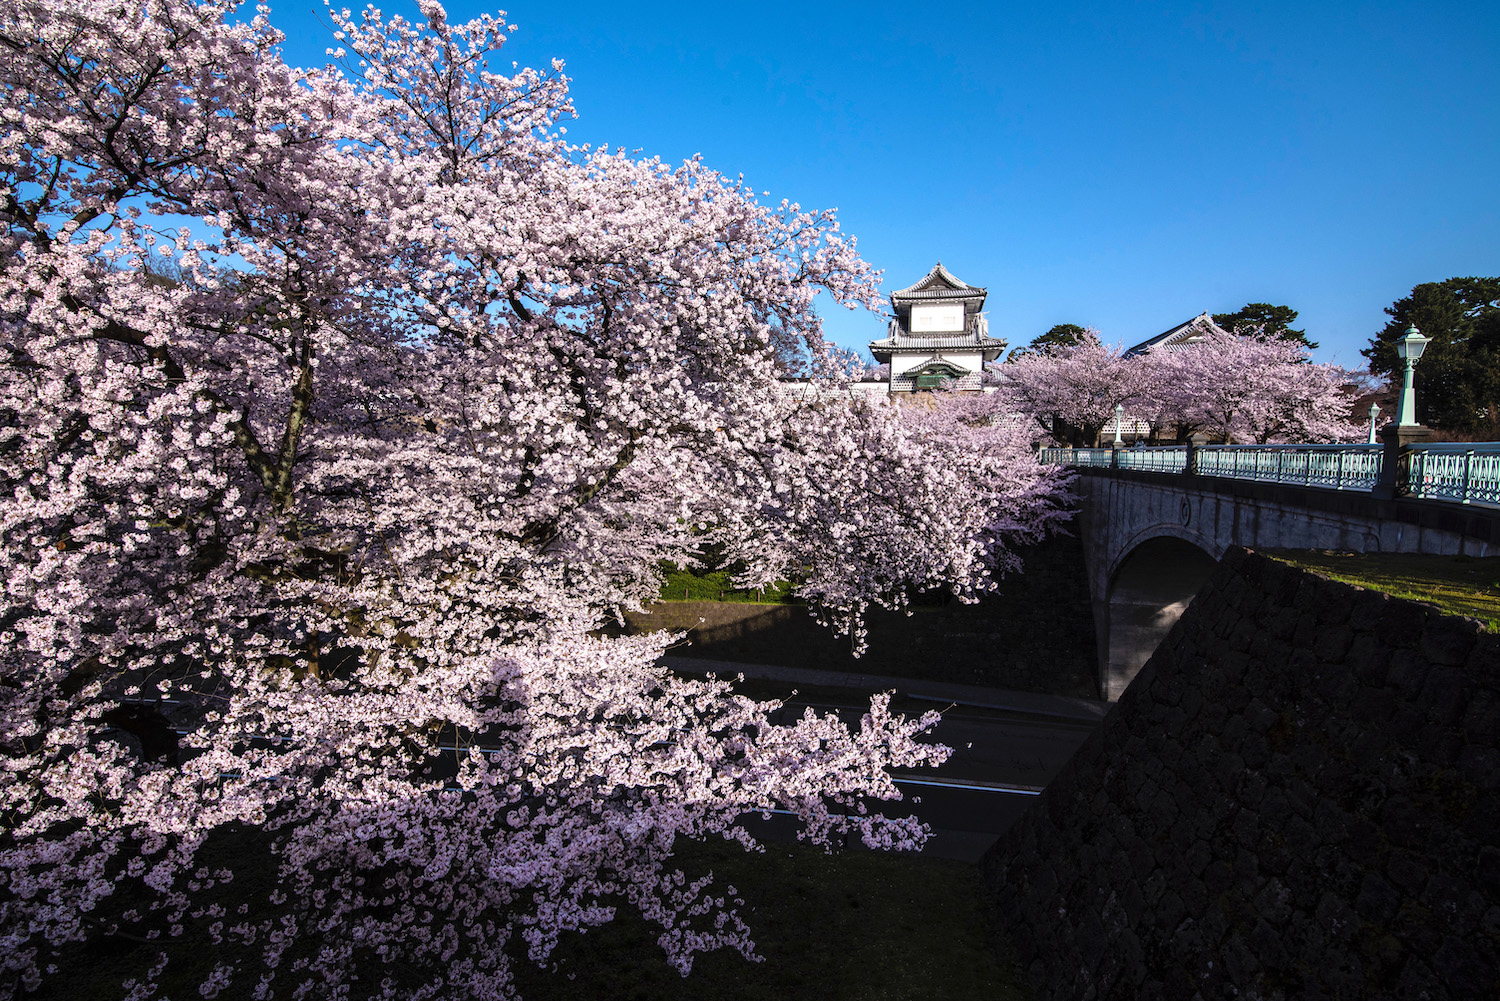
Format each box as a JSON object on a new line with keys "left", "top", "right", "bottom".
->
{"left": 890, "top": 262, "right": 988, "bottom": 306}
{"left": 1122, "top": 312, "right": 1232, "bottom": 357}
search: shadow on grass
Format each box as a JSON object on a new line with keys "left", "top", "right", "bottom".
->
{"left": 20, "top": 831, "right": 1034, "bottom": 1001}
{"left": 515, "top": 838, "right": 1034, "bottom": 1001}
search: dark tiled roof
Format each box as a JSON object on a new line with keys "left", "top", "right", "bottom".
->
{"left": 889, "top": 262, "right": 987, "bottom": 302}
{"left": 908, "top": 357, "right": 973, "bottom": 373}
{"left": 869, "top": 334, "right": 1008, "bottom": 351}
{"left": 891, "top": 287, "right": 988, "bottom": 301}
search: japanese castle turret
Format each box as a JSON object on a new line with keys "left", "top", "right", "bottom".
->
{"left": 869, "top": 263, "right": 1007, "bottom": 393}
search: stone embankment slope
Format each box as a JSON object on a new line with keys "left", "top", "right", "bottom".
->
{"left": 984, "top": 546, "right": 1498, "bottom": 1000}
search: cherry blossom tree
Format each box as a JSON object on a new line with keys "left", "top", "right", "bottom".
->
{"left": 1143, "top": 331, "right": 1363, "bottom": 443}
{"left": 793, "top": 390, "right": 1074, "bottom": 643}
{"left": 1115, "top": 347, "right": 1182, "bottom": 443}
{"left": 0, "top": 2, "right": 1069, "bottom": 998}
{"left": 992, "top": 329, "right": 1364, "bottom": 447}
{"left": 994, "top": 332, "right": 1147, "bottom": 446}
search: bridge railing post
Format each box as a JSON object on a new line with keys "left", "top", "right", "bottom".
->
{"left": 1373, "top": 423, "right": 1434, "bottom": 499}
{"left": 1185, "top": 433, "right": 1207, "bottom": 476}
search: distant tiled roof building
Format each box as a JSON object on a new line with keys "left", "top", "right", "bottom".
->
{"left": 868, "top": 263, "right": 1007, "bottom": 393}
{"left": 1122, "top": 312, "right": 1232, "bottom": 357}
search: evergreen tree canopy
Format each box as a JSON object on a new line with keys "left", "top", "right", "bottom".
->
{"left": 1362, "top": 278, "right": 1500, "bottom": 436}
{"left": 1212, "top": 303, "right": 1316, "bottom": 350}
{"left": 1009, "top": 322, "right": 1095, "bottom": 359}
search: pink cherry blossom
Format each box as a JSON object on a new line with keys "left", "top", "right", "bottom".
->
{"left": 993, "top": 330, "right": 1364, "bottom": 445}
{"left": 0, "top": 2, "right": 1067, "bottom": 997}
{"left": 994, "top": 332, "right": 1144, "bottom": 446}
{"left": 1141, "top": 330, "right": 1364, "bottom": 443}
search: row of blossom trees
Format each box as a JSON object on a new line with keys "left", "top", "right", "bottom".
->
{"left": 0, "top": 1, "right": 1071, "bottom": 998}
{"left": 993, "top": 330, "right": 1368, "bottom": 446}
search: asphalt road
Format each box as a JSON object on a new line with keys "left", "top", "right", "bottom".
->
{"left": 750, "top": 694, "right": 1101, "bottom": 862}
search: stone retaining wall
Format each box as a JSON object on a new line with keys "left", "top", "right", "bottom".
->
{"left": 983, "top": 547, "right": 1499, "bottom": 1000}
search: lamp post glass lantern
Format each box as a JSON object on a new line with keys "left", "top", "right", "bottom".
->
{"left": 1395, "top": 325, "right": 1431, "bottom": 427}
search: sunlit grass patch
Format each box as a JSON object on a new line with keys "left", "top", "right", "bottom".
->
{"left": 657, "top": 563, "right": 802, "bottom": 604}
{"left": 1266, "top": 549, "right": 1500, "bottom": 630}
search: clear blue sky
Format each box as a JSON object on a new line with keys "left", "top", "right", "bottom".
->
{"left": 267, "top": 0, "right": 1498, "bottom": 368}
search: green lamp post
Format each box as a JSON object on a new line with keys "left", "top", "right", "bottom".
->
{"left": 1374, "top": 325, "right": 1434, "bottom": 498}
{"left": 1394, "top": 325, "right": 1431, "bottom": 427}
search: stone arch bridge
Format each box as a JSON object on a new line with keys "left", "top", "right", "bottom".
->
{"left": 1061, "top": 446, "right": 1500, "bottom": 700}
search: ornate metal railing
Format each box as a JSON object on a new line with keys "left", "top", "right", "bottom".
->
{"left": 1039, "top": 446, "right": 1188, "bottom": 473}
{"left": 1040, "top": 447, "right": 1112, "bottom": 468}
{"left": 1116, "top": 446, "right": 1189, "bottom": 474}
{"left": 1040, "top": 441, "right": 1500, "bottom": 507}
{"left": 1193, "top": 444, "right": 1383, "bottom": 490}
{"left": 1406, "top": 444, "right": 1500, "bottom": 506}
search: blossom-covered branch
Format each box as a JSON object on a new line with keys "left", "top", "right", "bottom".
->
{"left": 0, "top": 2, "right": 1068, "bottom": 998}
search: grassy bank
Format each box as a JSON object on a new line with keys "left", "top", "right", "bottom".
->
{"left": 1267, "top": 549, "right": 1500, "bottom": 629}
{"left": 657, "top": 564, "right": 800, "bottom": 604}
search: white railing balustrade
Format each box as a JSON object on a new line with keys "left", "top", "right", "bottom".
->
{"left": 1039, "top": 447, "right": 1116, "bottom": 468}
{"left": 1040, "top": 444, "right": 1373, "bottom": 483}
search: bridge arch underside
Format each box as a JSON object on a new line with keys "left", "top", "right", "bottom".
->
{"left": 1105, "top": 537, "right": 1219, "bottom": 701}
